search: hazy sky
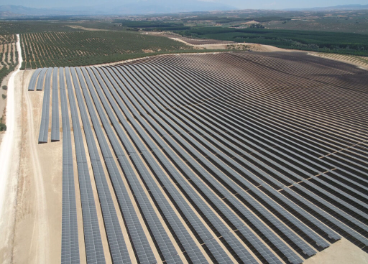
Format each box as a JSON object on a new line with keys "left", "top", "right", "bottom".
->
{"left": 1, "top": 0, "right": 367, "bottom": 10}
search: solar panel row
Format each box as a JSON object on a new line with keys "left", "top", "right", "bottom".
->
{"left": 59, "top": 67, "right": 80, "bottom": 264}
{"left": 27, "top": 68, "right": 42, "bottom": 91}
{"left": 38, "top": 67, "right": 52, "bottom": 143}
{"left": 51, "top": 67, "right": 60, "bottom": 142}
{"left": 36, "top": 68, "right": 48, "bottom": 91}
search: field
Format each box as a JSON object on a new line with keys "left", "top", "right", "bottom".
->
{"left": 10, "top": 52, "right": 368, "bottom": 264}
{"left": 0, "top": 33, "right": 18, "bottom": 131}
{"left": 174, "top": 9, "right": 368, "bottom": 35}
{"left": 114, "top": 13, "right": 368, "bottom": 56}
{"left": 265, "top": 12, "right": 368, "bottom": 35}
{"left": 20, "top": 31, "right": 193, "bottom": 69}
{"left": 0, "top": 34, "right": 17, "bottom": 85}
{"left": 174, "top": 27, "right": 368, "bottom": 56}
{"left": 0, "top": 21, "right": 79, "bottom": 35}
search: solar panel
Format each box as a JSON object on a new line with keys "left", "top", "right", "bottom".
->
{"left": 51, "top": 67, "right": 60, "bottom": 142}
{"left": 36, "top": 68, "right": 48, "bottom": 91}
{"left": 27, "top": 68, "right": 42, "bottom": 91}
{"left": 38, "top": 67, "right": 53, "bottom": 143}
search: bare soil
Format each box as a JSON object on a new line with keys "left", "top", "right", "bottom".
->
{"left": 0, "top": 69, "right": 62, "bottom": 264}
{"left": 304, "top": 238, "right": 368, "bottom": 264}
{"left": 67, "top": 25, "right": 110, "bottom": 31}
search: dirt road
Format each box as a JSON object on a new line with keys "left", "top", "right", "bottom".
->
{"left": 23, "top": 79, "right": 50, "bottom": 264}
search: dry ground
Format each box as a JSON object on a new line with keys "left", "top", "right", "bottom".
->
{"left": 67, "top": 25, "right": 110, "bottom": 31}
{"left": 305, "top": 238, "right": 368, "bottom": 264}
{"left": 144, "top": 31, "right": 297, "bottom": 52}
{"left": 309, "top": 52, "right": 368, "bottom": 70}
{"left": 0, "top": 69, "right": 62, "bottom": 264}
{"left": 0, "top": 70, "right": 23, "bottom": 264}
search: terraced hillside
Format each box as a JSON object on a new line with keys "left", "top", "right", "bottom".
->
{"left": 28, "top": 52, "right": 368, "bottom": 264}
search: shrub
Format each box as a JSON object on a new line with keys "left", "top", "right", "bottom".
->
{"left": 0, "top": 123, "right": 6, "bottom": 131}
{"left": 2, "top": 85, "right": 7, "bottom": 90}
{"left": 2, "top": 94, "right": 6, "bottom": 99}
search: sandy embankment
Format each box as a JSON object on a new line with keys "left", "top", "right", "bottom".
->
{"left": 144, "top": 32, "right": 295, "bottom": 52}
{"left": 67, "top": 25, "right": 110, "bottom": 31}
{"left": 308, "top": 52, "right": 368, "bottom": 71}
{"left": 166, "top": 37, "right": 258, "bottom": 51}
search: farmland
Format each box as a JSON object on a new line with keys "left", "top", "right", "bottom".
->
{"left": 0, "top": 21, "right": 79, "bottom": 35}
{"left": 0, "top": 33, "right": 18, "bottom": 131}
{"left": 174, "top": 27, "right": 368, "bottom": 56}
{"left": 20, "top": 31, "right": 193, "bottom": 69}
{"left": 0, "top": 34, "right": 18, "bottom": 85}
{"left": 15, "top": 52, "right": 368, "bottom": 264}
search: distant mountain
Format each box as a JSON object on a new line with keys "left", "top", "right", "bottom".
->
{"left": 286, "top": 4, "right": 368, "bottom": 11}
{"left": 0, "top": 5, "right": 56, "bottom": 16}
{"left": 0, "top": 2, "right": 235, "bottom": 17}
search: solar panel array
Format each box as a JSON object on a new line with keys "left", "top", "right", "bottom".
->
{"left": 29, "top": 52, "right": 368, "bottom": 264}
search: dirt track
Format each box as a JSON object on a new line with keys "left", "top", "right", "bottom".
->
{"left": 0, "top": 69, "right": 61, "bottom": 264}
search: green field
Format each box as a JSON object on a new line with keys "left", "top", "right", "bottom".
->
{"left": 175, "top": 27, "right": 368, "bottom": 56}
{"left": 0, "top": 21, "right": 79, "bottom": 35}
{"left": 20, "top": 30, "right": 193, "bottom": 68}
{"left": 1, "top": 10, "right": 368, "bottom": 69}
